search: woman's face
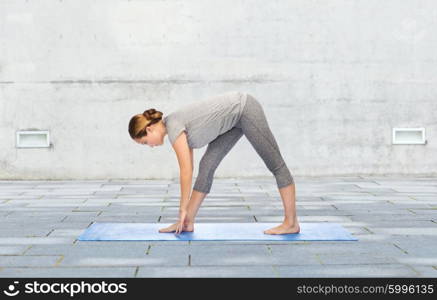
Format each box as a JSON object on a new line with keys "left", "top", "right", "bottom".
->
{"left": 134, "top": 125, "right": 164, "bottom": 148}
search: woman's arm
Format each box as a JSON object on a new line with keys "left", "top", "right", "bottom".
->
{"left": 172, "top": 131, "right": 194, "bottom": 212}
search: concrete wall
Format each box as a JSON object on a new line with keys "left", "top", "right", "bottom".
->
{"left": 1, "top": 0, "right": 436, "bottom": 180}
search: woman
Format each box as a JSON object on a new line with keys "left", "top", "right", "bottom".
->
{"left": 128, "top": 91, "right": 300, "bottom": 235}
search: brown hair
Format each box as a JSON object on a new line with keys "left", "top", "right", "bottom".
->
{"left": 128, "top": 108, "right": 163, "bottom": 139}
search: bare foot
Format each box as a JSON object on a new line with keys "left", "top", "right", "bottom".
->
{"left": 159, "top": 222, "right": 194, "bottom": 233}
{"left": 264, "top": 222, "right": 300, "bottom": 235}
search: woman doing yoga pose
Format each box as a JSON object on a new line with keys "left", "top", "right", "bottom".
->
{"left": 128, "top": 91, "right": 300, "bottom": 235}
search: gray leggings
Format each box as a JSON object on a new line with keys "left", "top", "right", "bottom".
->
{"left": 192, "top": 94, "right": 294, "bottom": 194}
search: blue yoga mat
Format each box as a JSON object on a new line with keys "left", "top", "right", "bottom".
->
{"left": 78, "top": 222, "right": 358, "bottom": 241}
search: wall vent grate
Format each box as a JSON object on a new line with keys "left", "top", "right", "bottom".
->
{"left": 392, "top": 128, "right": 426, "bottom": 145}
{"left": 16, "top": 130, "right": 50, "bottom": 148}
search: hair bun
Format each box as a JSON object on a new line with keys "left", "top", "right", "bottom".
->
{"left": 143, "top": 108, "right": 156, "bottom": 118}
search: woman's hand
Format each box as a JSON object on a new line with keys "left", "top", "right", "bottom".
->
{"left": 175, "top": 209, "right": 188, "bottom": 234}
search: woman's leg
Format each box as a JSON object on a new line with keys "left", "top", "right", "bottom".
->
{"left": 186, "top": 126, "right": 244, "bottom": 223}
{"left": 236, "top": 94, "right": 300, "bottom": 234}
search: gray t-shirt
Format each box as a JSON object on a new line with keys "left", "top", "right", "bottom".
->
{"left": 163, "top": 91, "right": 248, "bottom": 148}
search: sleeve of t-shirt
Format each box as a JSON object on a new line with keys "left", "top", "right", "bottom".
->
{"left": 168, "top": 120, "right": 187, "bottom": 146}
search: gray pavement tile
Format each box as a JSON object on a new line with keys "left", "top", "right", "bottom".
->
{"left": 370, "top": 178, "right": 437, "bottom": 184}
{"left": 116, "top": 193, "right": 169, "bottom": 201}
{"left": 410, "top": 195, "right": 437, "bottom": 202}
{"left": 0, "top": 229, "right": 53, "bottom": 237}
{"left": 71, "top": 206, "right": 110, "bottom": 211}
{"left": 146, "top": 245, "right": 190, "bottom": 256}
{"left": 348, "top": 214, "right": 428, "bottom": 222}
{"left": 25, "top": 203, "right": 86, "bottom": 208}
{"left": 47, "top": 229, "right": 86, "bottom": 237}
{"left": 365, "top": 226, "right": 437, "bottom": 236}
{"left": 0, "top": 246, "right": 29, "bottom": 255}
{"left": 83, "top": 204, "right": 164, "bottom": 210}
{"left": 193, "top": 211, "right": 267, "bottom": 217}
{"left": 0, "top": 201, "right": 33, "bottom": 208}
{"left": 395, "top": 257, "right": 437, "bottom": 266}
{"left": 300, "top": 176, "right": 365, "bottom": 182}
{"left": 2, "top": 219, "right": 91, "bottom": 229}
{"left": 330, "top": 203, "right": 418, "bottom": 210}
{"left": 0, "top": 184, "right": 36, "bottom": 188}
{"left": 2, "top": 207, "right": 71, "bottom": 213}
{"left": 275, "top": 264, "right": 419, "bottom": 277}
{"left": 388, "top": 203, "right": 436, "bottom": 209}
{"left": 6, "top": 210, "right": 98, "bottom": 217}
{"left": 358, "top": 220, "right": 436, "bottom": 228}
{"left": 188, "top": 245, "right": 318, "bottom": 266}
{"left": 191, "top": 195, "right": 245, "bottom": 201}
{"left": 58, "top": 254, "right": 187, "bottom": 267}
{"left": 200, "top": 202, "right": 252, "bottom": 207}
{"left": 341, "top": 226, "right": 371, "bottom": 235}
{"left": 307, "top": 190, "right": 373, "bottom": 195}
{"left": 296, "top": 216, "right": 353, "bottom": 222}
{"left": 23, "top": 191, "right": 94, "bottom": 196}
{"left": 62, "top": 215, "right": 105, "bottom": 222}
{"left": 0, "top": 255, "right": 62, "bottom": 267}
{"left": 382, "top": 193, "right": 437, "bottom": 197}
{"left": 122, "top": 193, "right": 171, "bottom": 198}
{"left": 379, "top": 196, "right": 431, "bottom": 202}
{"left": 0, "top": 195, "right": 42, "bottom": 200}
{"left": 211, "top": 192, "right": 270, "bottom": 197}
{"left": 390, "top": 187, "right": 437, "bottom": 193}
{"left": 24, "top": 243, "right": 149, "bottom": 256}
{"left": 0, "top": 236, "right": 76, "bottom": 245}
{"left": 0, "top": 222, "right": 92, "bottom": 230}
{"left": 159, "top": 216, "right": 256, "bottom": 223}
{"left": 389, "top": 236, "right": 437, "bottom": 257}
{"left": 408, "top": 208, "right": 437, "bottom": 215}
{"left": 2, "top": 215, "right": 67, "bottom": 222}
{"left": 353, "top": 182, "right": 384, "bottom": 188}
{"left": 58, "top": 195, "right": 118, "bottom": 199}
{"left": 0, "top": 267, "right": 137, "bottom": 278}
{"left": 136, "top": 266, "right": 278, "bottom": 277}
{"left": 164, "top": 206, "right": 250, "bottom": 211}
{"left": 295, "top": 210, "right": 356, "bottom": 216}
{"left": 334, "top": 209, "right": 414, "bottom": 216}
{"left": 97, "top": 202, "right": 167, "bottom": 208}
{"left": 93, "top": 216, "right": 159, "bottom": 222}
{"left": 106, "top": 180, "right": 171, "bottom": 185}
{"left": 317, "top": 253, "right": 398, "bottom": 265}
{"left": 408, "top": 265, "right": 437, "bottom": 277}
{"left": 98, "top": 211, "right": 163, "bottom": 217}
{"left": 34, "top": 184, "right": 103, "bottom": 189}
{"left": 116, "top": 191, "right": 169, "bottom": 196}
{"left": 237, "top": 187, "right": 264, "bottom": 193}
{"left": 390, "top": 235, "right": 437, "bottom": 246}
{"left": 268, "top": 241, "right": 404, "bottom": 256}
{"left": 23, "top": 243, "right": 187, "bottom": 266}
{"left": 348, "top": 233, "right": 400, "bottom": 242}
{"left": 321, "top": 195, "right": 389, "bottom": 201}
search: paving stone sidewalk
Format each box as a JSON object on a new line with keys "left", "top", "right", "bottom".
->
{"left": 0, "top": 175, "right": 436, "bottom": 278}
